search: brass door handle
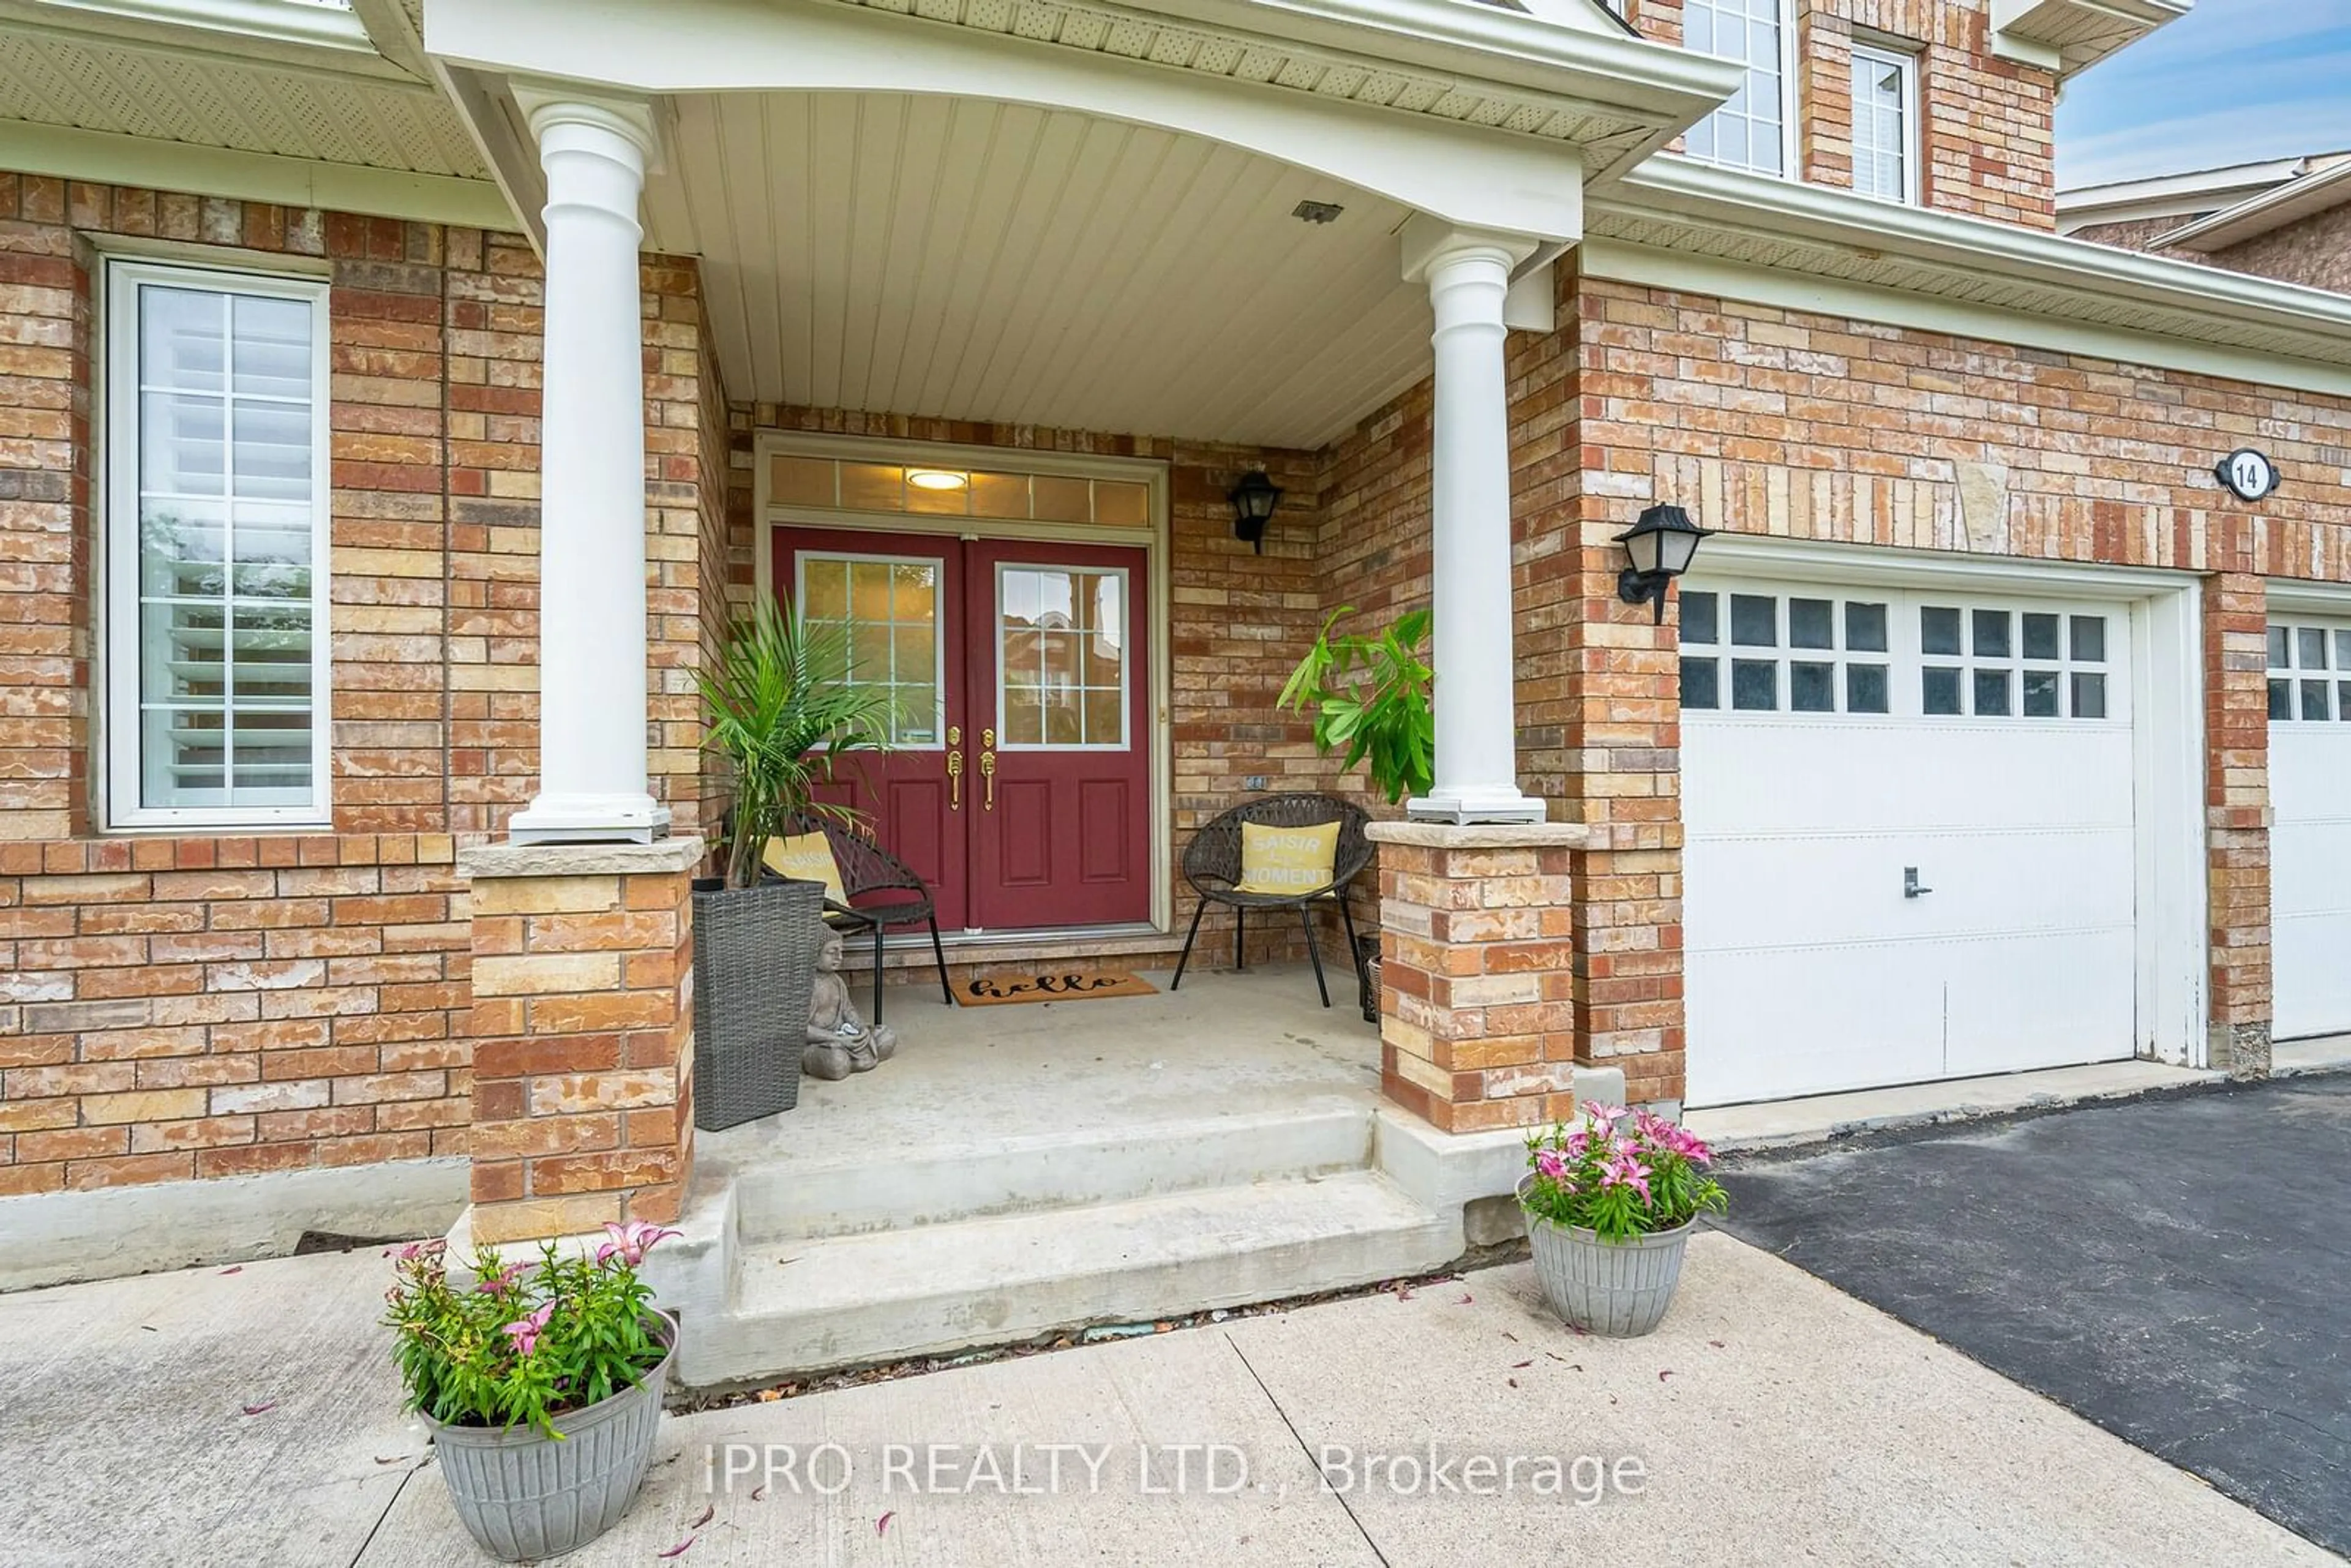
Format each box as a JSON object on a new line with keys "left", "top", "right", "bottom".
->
{"left": 947, "top": 749, "right": 963, "bottom": 811}
{"left": 980, "top": 749, "right": 996, "bottom": 811}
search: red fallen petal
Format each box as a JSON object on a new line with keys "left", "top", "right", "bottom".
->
{"left": 877, "top": 1512, "right": 895, "bottom": 1537}
{"left": 241, "top": 1401, "right": 276, "bottom": 1416}
{"left": 749, "top": 1485, "right": 767, "bottom": 1502}
{"left": 219, "top": 1266, "right": 243, "bottom": 1275}
{"left": 690, "top": 1506, "right": 714, "bottom": 1529}
{"left": 1458, "top": 1293, "right": 1474, "bottom": 1305}
{"left": 657, "top": 1536, "right": 695, "bottom": 1559}
{"left": 1659, "top": 1370, "right": 1674, "bottom": 1382}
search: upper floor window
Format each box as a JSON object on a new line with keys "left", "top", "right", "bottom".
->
{"left": 1850, "top": 42, "right": 1919, "bottom": 203}
{"left": 1682, "top": 0, "right": 1792, "bottom": 178}
{"left": 105, "top": 260, "right": 331, "bottom": 828}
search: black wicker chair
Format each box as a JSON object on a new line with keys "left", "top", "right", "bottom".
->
{"left": 1170, "top": 793, "right": 1374, "bottom": 1008}
{"left": 767, "top": 812, "right": 953, "bottom": 1025}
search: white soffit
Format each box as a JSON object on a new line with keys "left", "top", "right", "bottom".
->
{"left": 0, "top": 0, "right": 487, "bottom": 178}
{"left": 1588, "top": 157, "right": 2351, "bottom": 389}
{"left": 1989, "top": 0, "right": 2191, "bottom": 77}
{"left": 645, "top": 91, "right": 1433, "bottom": 449}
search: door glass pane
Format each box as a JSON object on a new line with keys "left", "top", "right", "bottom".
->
{"left": 2021, "top": 613, "right": 2061, "bottom": 661}
{"left": 2074, "top": 672, "right": 2108, "bottom": 720}
{"left": 2075, "top": 616, "right": 2108, "bottom": 664}
{"left": 2299, "top": 628, "right": 2330, "bottom": 670}
{"left": 2336, "top": 631, "right": 2351, "bottom": 670}
{"left": 2303, "top": 680, "right": 2333, "bottom": 721}
{"left": 1845, "top": 602, "right": 1888, "bottom": 653}
{"left": 1730, "top": 594, "right": 1776, "bottom": 647}
{"left": 1790, "top": 661, "right": 1834, "bottom": 711}
{"left": 2268, "top": 678, "right": 2293, "bottom": 721}
{"left": 1923, "top": 667, "right": 1962, "bottom": 715}
{"left": 1681, "top": 657, "right": 1720, "bottom": 709}
{"left": 999, "top": 565, "right": 1127, "bottom": 748}
{"left": 1972, "top": 609, "right": 2011, "bottom": 659}
{"left": 1974, "top": 669, "right": 2011, "bottom": 716}
{"left": 797, "top": 553, "right": 941, "bottom": 746}
{"left": 2022, "top": 670, "right": 2060, "bottom": 717}
{"left": 1788, "top": 598, "right": 1834, "bottom": 650}
{"left": 1921, "top": 607, "right": 1962, "bottom": 656}
{"left": 1681, "top": 591, "right": 1718, "bottom": 645}
{"left": 1730, "top": 659, "right": 1777, "bottom": 710}
{"left": 1847, "top": 664, "right": 1889, "bottom": 714}
{"left": 2266, "top": 625, "right": 2290, "bottom": 669}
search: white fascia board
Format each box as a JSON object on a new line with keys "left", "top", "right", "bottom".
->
{"left": 2058, "top": 157, "right": 2306, "bottom": 213}
{"left": 0, "top": 119, "right": 518, "bottom": 229}
{"left": 2155, "top": 159, "right": 2351, "bottom": 252}
{"left": 1605, "top": 156, "right": 2351, "bottom": 359}
{"left": 1577, "top": 237, "right": 2351, "bottom": 402}
{"left": 426, "top": 0, "right": 1622, "bottom": 241}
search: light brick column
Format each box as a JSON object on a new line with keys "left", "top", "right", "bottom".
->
{"left": 1368, "top": 822, "right": 1591, "bottom": 1133}
{"left": 457, "top": 839, "right": 703, "bottom": 1244}
{"left": 2203, "top": 572, "right": 2273, "bottom": 1078}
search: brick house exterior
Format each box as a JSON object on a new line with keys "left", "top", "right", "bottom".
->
{"left": 2, "top": 0, "right": 2347, "bottom": 1280}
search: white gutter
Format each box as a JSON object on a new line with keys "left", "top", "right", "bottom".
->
{"left": 2155, "top": 158, "right": 2351, "bottom": 253}
{"left": 1605, "top": 155, "right": 2351, "bottom": 360}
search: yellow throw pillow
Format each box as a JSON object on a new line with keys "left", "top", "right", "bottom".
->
{"left": 1234, "top": 819, "right": 1340, "bottom": 896}
{"left": 762, "top": 831, "right": 847, "bottom": 904}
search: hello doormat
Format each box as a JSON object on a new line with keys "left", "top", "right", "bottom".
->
{"left": 958, "top": 970, "right": 1159, "bottom": 1007}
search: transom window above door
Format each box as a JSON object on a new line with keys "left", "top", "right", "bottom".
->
{"left": 1681, "top": 585, "right": 2123, "bottom": 722}
{"left": 768, "top": 453, "right": 1150, "bottom": 528}
{"left": 2268, "top": 621, "right": 2351, "bottom": 722}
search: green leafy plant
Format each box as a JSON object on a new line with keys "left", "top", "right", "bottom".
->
{"left": 698, "top": 596, "right": 893, "bottom": 888}
{"left": 1276, "top": 606, "right": 1434, "bottom": 805}
{"left": 1521, "top": 1104, "right": 1728, "bottom": 1244}
{"left": 383, "top": 1223, "right": 676, "bottom": 1438}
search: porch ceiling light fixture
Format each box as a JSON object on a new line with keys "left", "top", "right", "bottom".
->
{"left": 1615, "top": 503, "right": 1711, "bottom": 624}
{"left": 1228, "top": 470, "right": 1284, "bottom": 553}
{"left": 907, "top": 468, "right": 969, "bottom": 491}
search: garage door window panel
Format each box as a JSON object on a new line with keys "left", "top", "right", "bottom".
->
{"left": 1682, "top": 587, "right": 1898, "bottom": 717}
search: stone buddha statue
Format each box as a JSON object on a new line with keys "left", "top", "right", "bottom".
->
{"left": 802, "top": 929, "right": 899, "bottom": 1081}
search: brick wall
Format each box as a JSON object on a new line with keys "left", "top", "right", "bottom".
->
{"left": 0, "top": 173, "right": 730, "bottom": 1196}
{"left": 2075, "top": 205, "right": 2351, "bottom": 296}
{"left": 1549, "top": 266, "right": 2351, "bottom": 1099}
{"left": 1627, "top": 0, "right": 2060, "bottom": 229}
{"left": 0, "top": 835, "right": 465, "bottom": 1196}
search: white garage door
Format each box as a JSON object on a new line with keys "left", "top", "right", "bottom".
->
{"left": 1682, "top": 579, "right": 2139, "bottom": 1108}
{"left": 2267, "top": 617, "right": 2351, "bottom": 1041}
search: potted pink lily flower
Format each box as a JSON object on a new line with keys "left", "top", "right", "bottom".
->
{"left": 384, "top": 1221, "right": 680, "bottom": 1561}
{"left": 1518, "top": 1104, "right": 1727, "bottom": 1337}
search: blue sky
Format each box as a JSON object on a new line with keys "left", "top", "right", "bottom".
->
{"left": 2056, "top": 0, "right": 2351, "bottom": 189}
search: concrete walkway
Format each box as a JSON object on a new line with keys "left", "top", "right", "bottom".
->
{"left": 1, "top": 1232, "right": 2333, "bottom": 1566}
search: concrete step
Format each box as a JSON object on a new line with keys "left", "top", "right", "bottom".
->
{"left": 729, "top": 1105, "right": 1376, "bottom": 1242}
{"left": 680, "top": 1171, "right": 1459, "bottom": 1388}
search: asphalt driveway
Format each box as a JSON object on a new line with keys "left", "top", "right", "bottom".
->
{"left": 1714, "top": 1072, "right": 2351, "bottom": 1558}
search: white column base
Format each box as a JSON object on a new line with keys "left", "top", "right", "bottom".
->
{"left": 1406, "top": 787, "right": 1548, "bottom": 826}
{"left": 508, "top": 794, "right": 672, "bottom": 846}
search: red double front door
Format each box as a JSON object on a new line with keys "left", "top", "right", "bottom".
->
{"left": 777, "top": 527, "right": 1152, "bottom": 931}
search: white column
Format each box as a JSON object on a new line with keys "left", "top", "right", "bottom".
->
{"left": 508, "top": 93, "right": 669, "bottom": 846}
{"left": 1403, "top": 221, "right": 1545, "bottom": 825}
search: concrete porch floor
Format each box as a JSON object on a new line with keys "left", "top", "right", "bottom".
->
{"left": 693, "top": 964, "right": 1379, "bottom": 1188}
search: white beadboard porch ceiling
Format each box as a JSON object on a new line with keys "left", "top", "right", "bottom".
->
{"left": 642, "top": 91, "right": 1436, "bottom": 451}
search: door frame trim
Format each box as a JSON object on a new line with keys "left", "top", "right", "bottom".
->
{"left": 1684, "top": 535, "right": 2209, "bottom": 1074}
{"left": 754, "top": 429, "right": 1174, "bottom": 932}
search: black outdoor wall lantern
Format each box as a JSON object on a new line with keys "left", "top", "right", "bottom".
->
{"left": 1615, "top": 503, "right": 1712, "bottom": 623}
{"left": 1228, "top": 470, "right": 1284, "bottom": 553}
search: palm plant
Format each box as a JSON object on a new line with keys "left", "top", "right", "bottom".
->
{"left": 697, "top": 596, "right": 891, "bottom": 889}
{"left": 1277, "top": 606, "right": 1434, "bottom": 805}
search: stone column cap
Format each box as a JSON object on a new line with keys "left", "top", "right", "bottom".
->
{"left": 457, "top": 837, "right": 708, "bottom": 879}
{"left": 1365, "top": 821, "right": 1591, "bottom": 849}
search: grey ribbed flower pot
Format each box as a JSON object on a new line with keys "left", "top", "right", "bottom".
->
{"left": 1519, "top": 1178, "right": 1693, "bottom": 1338}
{"left": 426, "top": 1313, "right": 676, "bottom": 1562}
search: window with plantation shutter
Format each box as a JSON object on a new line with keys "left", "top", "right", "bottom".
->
{"left": 105, "top": 261, "right": 331, "bottom": 827}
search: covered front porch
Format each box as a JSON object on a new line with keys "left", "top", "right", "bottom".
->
{"left": 424, "top": 0, "right": 1737, "bottom": 1381}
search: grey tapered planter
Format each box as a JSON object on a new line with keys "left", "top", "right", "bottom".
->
{"left": 426, "top": 1312, "right": 676, "bottom": 1562}
{"left": 1519, "top": 1176, "right": 1693, "bottom": 1338}
{"left": 691, "top": 876, "right": 825, "bottom": 1130}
